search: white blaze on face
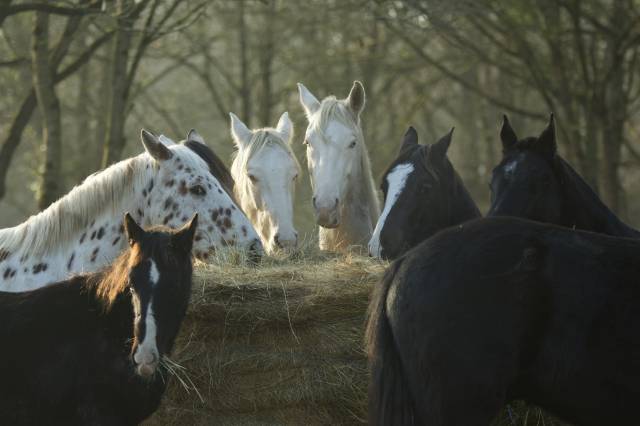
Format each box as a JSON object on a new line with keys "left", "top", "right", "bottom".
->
{"left": 133, "top": 259, "right": 160, "bottom": 377}
{"left": 368, "top": 163, "right": 414, "bottom": 258}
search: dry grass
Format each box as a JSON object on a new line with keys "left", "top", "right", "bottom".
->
{"left": 145, "top": 242, "right": 384, "bottom": 425}
{"left": 145, "top": 242, "right": 567, "bottom": 426}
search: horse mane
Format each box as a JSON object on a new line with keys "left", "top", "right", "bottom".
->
{"left": 554, "top": 157, "right": 640, "bottom": 236}
{"left": 0, "top": 156, "right": 149, "bottom": 256}
{"left": 231, "top": 129, "right": 301, "bottom": 210}
{"left": 311, "top": 97, "right": 380, "bottom": 219}
{"left": 510, "top": 139, "right": 639, "bottom": 237}
{"left": 184, "top": 140, "right": 236, "bottom": 200}
{"left": 88, "top": 243, "right": 142, "bottom": 311}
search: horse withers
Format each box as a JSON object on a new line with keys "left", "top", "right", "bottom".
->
{"left": 367, "top": 216, "right": 640, "bottom": 426}
{"left": 0, "top": 214, "right": 197, "bottom": 425}
{"left": 368, "top": 127, "right": 480, "bottom": 260}
{"left": 489, "top": 114, "right": 639, "bottom": 238}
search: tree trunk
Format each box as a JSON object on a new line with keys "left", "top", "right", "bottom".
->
{"left": 258, "top": 0, "right": 275, "bottom": 126}
{"left": 599, "top": 2, "right": 628, "bottom": 215}
{"left": 32, "top": 10, "right": 63, "bottom": 210}
{"left": 102, "top": 0, "right": 134, "bottom": 166}
{"left": 238, "top": 0, "right": 251, "bottom": 125}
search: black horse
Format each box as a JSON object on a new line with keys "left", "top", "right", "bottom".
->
{"left": 489, "top": 114, "right": 639, "bottom": 238}
{"left": 368, "top": 127, "right": 480, "bottom": 260}
{"left": 0, "top": 213, "right": 197, "bottom": 425}
{"left": 367, "top": 216, "right": 640, "bottom": 426}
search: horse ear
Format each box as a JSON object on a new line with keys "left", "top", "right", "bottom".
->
{"left": 123, "top": 212, "right": 145, "bottom": 247}
{"left": 537, "top": 113, "right": 557, "bottom": 158}
{"left": 500, "top": 115, "right": 518, "bottom": 153}
{"left": 400, "top": 126, "right": 418, "bottom": 152}
{"left": 346, "top": 80, "right": 366, "bottom": 116}
{"left": 187, "top": 129, "right": 206, "bottom": 145}
{"left": 429, "top": 128, "right": 454, "bottom": 163}
{"left": 172, "top": 213, "right": 198, "bottom": 253}
{"left": 229, "top": 113, "right": 252, "bottom": 149}
{"left": 141, "top": 129, "right": 173, "bottom": 161}
{"left": 297, "top": 83, "right": 321, "bottom": 118}
{"left": 275, "top": 111, "right": 293, "bottom": 144}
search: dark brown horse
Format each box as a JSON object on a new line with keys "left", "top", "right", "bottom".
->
{"left": 0, "top": 213, "right": 197, "bottom": 425}
{"left": 367, "top": 216, "right": 640, "bottom": 425}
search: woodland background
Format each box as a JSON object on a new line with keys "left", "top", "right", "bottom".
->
{"left": 1, "top": 0, "right": 640, "bottom": 234}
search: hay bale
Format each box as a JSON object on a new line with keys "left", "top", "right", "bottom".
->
{"left": 145, "top": 251, "right": 384, "bottom": 426}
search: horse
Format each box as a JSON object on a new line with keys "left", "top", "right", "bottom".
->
{"left": 489, "top": 114, "right": 640, "bottom": 238}
{"left": 229, "top": 111, "right": 301, "bottom": 253}
{"left": 0, "top": 129, "right": 262, "bottom": 292}
{"left": 0, "top": 213, "right": 197, "bottom": 425}
{"left": 367, "top": 216, "right": 640, "bottom": 426}
{"left": 298, "top": 80, "right": 380, "bottom": 251}
{"left": 368, "top": 127, "right": 480, "bottom": 260}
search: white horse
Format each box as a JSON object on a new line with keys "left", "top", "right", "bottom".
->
{"left": 0, "top": 130, "right": 262, "bottom": 292}
{"left": 298, "top": 81, "right": 380, "bottom": 251}
{"left": 229, "top": 112, "right": 300, "bottom": 254}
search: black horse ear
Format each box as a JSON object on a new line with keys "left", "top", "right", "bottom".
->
{"left": 429, "top": 127, "right": 454, "bottom": 163}
{"left": 400, "top": 126, "right": 418, "bottom": 152}
{"left": 500, "top": 115, "right": 518, "bottom": 152}
{"left": 537, "top": 113, "right": 557, "bottom": 158}
{"left": 124, "top": 213, "right": 145, "bottom": 247}
{"left": 172, "top": 214, "right": 199, "bottom": 253}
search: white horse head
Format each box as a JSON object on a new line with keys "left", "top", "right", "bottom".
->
{"left": 229, "top": 112, "right": 300, "bottom": 254}
{"left": 298, "top": 81, "right": 379, "bottom": 251}
{"left": 0, "top": 130, "right": 262, "bottom": 291}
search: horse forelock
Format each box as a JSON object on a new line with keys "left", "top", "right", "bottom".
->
{"left": 309, "top": 97, "right": 380, "bottom": 219}
{"left": 232, "top": 130, "right": 300, "bottom": 210}
{"left": 91, "top": 243, "right": 143, "bottom": 311}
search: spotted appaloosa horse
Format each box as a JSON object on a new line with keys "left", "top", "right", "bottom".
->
{"left": 0, "top": 213, "right": 197, "bottom": 425}
{"left": 298, "top": 81, "right": 380, "bottom": 251}
{"left": 229, "top": 111, "right": 301, "bottom": 254}
{"left": 0, "top": 129, "right": 262, "bottom": 292}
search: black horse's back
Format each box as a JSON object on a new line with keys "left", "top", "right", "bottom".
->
{"left": 368, "top": 217, "right": 640, "bottom": 425}
{"left": 366, "top": 257, "right": 416, "bottom": 425}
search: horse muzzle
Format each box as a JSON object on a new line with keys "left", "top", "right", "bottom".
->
{"left": 314, "top": 197, "right": 340, "bottom": 228}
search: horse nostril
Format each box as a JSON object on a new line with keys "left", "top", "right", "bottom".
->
{"left": 334, "top": 198, "right": 339, "bottom": 208}
{"left": 312, "top": 196, "right": 317, "bottom": 209}
{"left": 150, "top": 352, "right": 158, "bottom": 364}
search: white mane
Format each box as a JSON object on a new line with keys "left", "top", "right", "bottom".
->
{"left": 231, "top": 129, "right": 301, "bottom": 210}
{"left": 0, "top": 156, "right": 150, "bottom": 256}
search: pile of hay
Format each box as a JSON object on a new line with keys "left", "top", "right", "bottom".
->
{"left": 146, "top": 249, "right": 384, "bottom": 425}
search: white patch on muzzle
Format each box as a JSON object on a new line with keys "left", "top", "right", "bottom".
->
{"left": 133, "top": 260, "right": 160, "bottom": 377}
{"left": 368, "top": 163, "right": 414, "bottom": 258}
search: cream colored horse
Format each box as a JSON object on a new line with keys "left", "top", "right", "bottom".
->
{"left": 298, "top": 81, "right": 380, "bottom": 252}
{"left": 230, "top": 112, "right": 300, "bottom": 254}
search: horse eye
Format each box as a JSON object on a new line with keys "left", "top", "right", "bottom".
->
{"left": 190, "top": 185, "right": 206, "bottom": 196}
{"left": 303, "top": 139, "right": 309, "bottom": 146}
{"left": 248, "top": 174, "right": 258, "bottom": 183}
{"left": 349, "top": 141, "right": 356, "bottom": 149}
{"left": 292, "top": 174, "right": 298, "bottom": 181}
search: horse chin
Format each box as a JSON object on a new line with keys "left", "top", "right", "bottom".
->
{"left": 136, "top": 362, "right": 158, "bottom": 379}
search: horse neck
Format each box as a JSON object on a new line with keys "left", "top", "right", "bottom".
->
{"left": 448, "top": 168, "right": 482, "bottom": 226}
{"left": 319, "top": 141, "right": 380, "bottom": 251}
{"left": 559, "top": 158, "right": 640, "bottom": 238}
{"left": 0, "top": 157, "right": 151, "bottom": 290}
